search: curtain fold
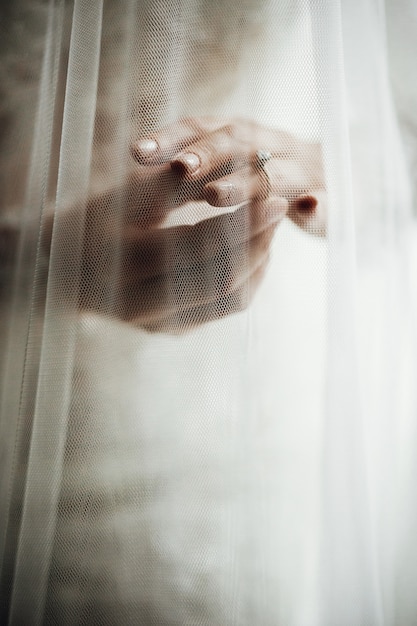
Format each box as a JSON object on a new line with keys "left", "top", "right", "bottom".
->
{"left": 1, "top": 1, "right": 417, "bottom": 624}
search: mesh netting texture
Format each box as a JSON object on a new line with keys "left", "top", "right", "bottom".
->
{"left": 1, "top": 1, "right": 417, "bottom": 625}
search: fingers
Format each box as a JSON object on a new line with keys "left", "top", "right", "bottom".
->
{"left": 86, "top": 163, "right": 209, "bottom": 231}
{"left": 204, "top": 159, "right": 317, "bottom": 208}
{"left": 169, "top": 123, "right": 296, "bottom": 180}
{"left": 121, "top": 197, "right": 287, "bottom": 281}
{"left": 170, "top": 124, "right": 250, "bottom": 179}
{"left": 121, "top": 237, "right": 272, "bottom": 326}
{"left": 204, "top": 166, "right": 267, "bottom": 207}
{"left": 139, "top": 261, "right": 268, "bottom": 334}
{"left": 131, "top": 119, "right": 324, "bottom": 238}
{"left": 133, "top": 118, "right": 297, "bottom": 181}
{"left": 112, "top": 201, "right": 281, "bottom": 323}
{"left": 202, "top": 158, "right": 327, "bottom": 237}
{"left": 79, "top": 191, "right": 283, "bottom": 322}
{"left": 132, "top": 117, "right": 221, "bottom": 164}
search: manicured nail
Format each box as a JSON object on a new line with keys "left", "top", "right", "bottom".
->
{"left": 133, "top": 139, "right": 158, "bottom": 161}
{"left": 171, "top": 153, "right": 200, "bottom": 176}
{"left": 295, "top": 194, "right": 317, "bottom": 213}
{"left": 205, "top": 181, "right": 242, "bottom": 207}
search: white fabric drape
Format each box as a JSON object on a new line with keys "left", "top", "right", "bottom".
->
{"left": 1, "top": 1, "right": 417, "bottom": 624}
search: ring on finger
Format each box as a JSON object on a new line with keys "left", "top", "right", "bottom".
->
{"left": 254, "top": 149, "right": 273, "bottom": 200}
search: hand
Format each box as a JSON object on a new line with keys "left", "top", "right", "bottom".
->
{"left": 48, "top": 158, "right": 287, "bottom": 333}
{"left": 133, "top": 117, "right": 326, "bottom": 236}
{"left": 41, "top": 116, "right": 324, "bottom": 333}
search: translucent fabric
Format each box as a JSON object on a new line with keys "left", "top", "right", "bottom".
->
{"left": 1, "top": 1, "right": 417, "bottom": 624}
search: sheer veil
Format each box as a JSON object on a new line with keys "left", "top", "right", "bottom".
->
{"left": 1, "top": 1, "right": 417, "bottom": 624}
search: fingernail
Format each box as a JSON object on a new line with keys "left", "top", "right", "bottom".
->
{"left": 133, "top": 139, "right": 158, "bottom": 161}
{"left": 205, "top": 181, "right": 242, "bottom": 207}
{"left": 171, "top": 153, "right": 200, "bottom": 176}
{"left": 295, "top": 194, "right": 317, "bottom": 213}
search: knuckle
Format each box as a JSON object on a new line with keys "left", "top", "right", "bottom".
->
{"left": 219, "top": 123, "right": 237, "bottom": 139}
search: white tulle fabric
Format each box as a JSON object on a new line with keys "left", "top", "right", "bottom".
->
{"left": 1, "top": 1, "right": 417, "bottom": 624}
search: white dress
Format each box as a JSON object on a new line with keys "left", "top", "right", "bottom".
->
{"left": 1, "top": 1, "right": 417, "bottom": 624}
